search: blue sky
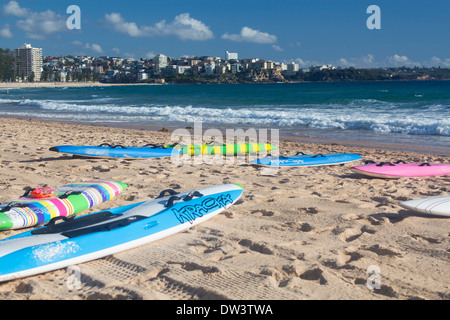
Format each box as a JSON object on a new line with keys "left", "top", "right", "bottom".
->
{"left": 1, "top": 0, "right": 449, "bottom": 67}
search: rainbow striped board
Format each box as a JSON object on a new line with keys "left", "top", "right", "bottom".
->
{"left": 0, "top": 181, "right": 127, "bottom": 230}
{"left": 167, "top": 143, "right": 276, "bottom": 155}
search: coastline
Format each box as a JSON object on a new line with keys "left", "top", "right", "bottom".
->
{"left": 0, "top": 82, "right": 158, "bottom": 89}
{"left": 1, "top": 77, "right": 450, "bottom": 90}
{"left": 0, "top": 117, "right": 449, "bottom": 300}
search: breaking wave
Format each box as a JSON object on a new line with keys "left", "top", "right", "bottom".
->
{"left": 5, "top": 98, "right": 448, "bottom": 137}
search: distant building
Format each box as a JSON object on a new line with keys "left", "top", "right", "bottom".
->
{"left": 176, "top": 65, "right": 191, "bottom": 74}
{"left": 205, "top": 62, "right": 216, "bottom": 75}
{"left": 15, "top": 43, "right": 42, "bottom": 81}
{"left": 138, "top": 72, "right": 148, "bottom": 81}
{"left": 319, "top": 64, "right": 336, "bottom": 70}
{"left": 230, "top": 63, "right": 241, "bottom": 73}
{"left": 154, "top": 54, "right": 168, "bottom": 74}
{"left": 286, "top": 62, "right": 299, "bottom": 76}
{"left": 225, "top": 51, "right": 238, "bottom": 60}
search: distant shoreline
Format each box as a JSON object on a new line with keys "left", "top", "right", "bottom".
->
{"left": 1, "top": 78, "right": 450, "bottom": 89}
{"left": 0, "top": 82, "right": 158, "bottom": 89}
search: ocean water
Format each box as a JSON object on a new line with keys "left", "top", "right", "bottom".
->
{"left": 1, "top": 81, "right": 449, "bottom": 154}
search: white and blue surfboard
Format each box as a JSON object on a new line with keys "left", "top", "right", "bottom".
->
{"left": 0, "top": 184, "right": 243, "bottom": 283}
{"left": 251, "top": 153, "right": 362, "bottom": 167}
{"left": 50, "top": 143, "right": 181, "bottom": 159}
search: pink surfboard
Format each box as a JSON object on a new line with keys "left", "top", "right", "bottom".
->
{"left": 350, "top": 161, "right": 450, "bottom": 178}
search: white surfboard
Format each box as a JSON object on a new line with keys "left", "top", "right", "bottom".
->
{"left": 399, "top": 196, "right": 450, "bottom": 217}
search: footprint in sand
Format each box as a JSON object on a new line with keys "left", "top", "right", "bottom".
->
{"left": 238, "top": 239, "right": 274, "bottom": 255}
{"left": 336, "top": 225, "right": 375, "bottom": 243}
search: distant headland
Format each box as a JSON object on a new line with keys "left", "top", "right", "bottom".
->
{"left": 1, "top": 46, "right": 449, "bottom": 86}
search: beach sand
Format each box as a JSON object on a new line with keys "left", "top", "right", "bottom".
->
{"left": 0, "top": 117, "right": 448, "bottom": 300}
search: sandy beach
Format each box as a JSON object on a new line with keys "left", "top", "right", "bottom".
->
{"left": 0, "top": 117, "right": 448, "bottom": 300}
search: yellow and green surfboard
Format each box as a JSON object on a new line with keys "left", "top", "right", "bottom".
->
{"left": 167, "top": 143, "right": 276, "bottom": 155}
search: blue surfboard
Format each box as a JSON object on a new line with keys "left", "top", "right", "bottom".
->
{"left": 50, "top": 143, "right": 181, "bottom": 159}
{"left": 251, "top": 153, "right": 362, "bottom": 167}
{"left": 0, "top": 184, "right": 243, "bottom": 282}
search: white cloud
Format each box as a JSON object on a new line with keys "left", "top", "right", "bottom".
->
{"left": 339, "top": 58, "right": 352, "bottom": 67}
{"left": 387, "top": 54, "right": 424, "bottom": 67}
{"left": 272, "top": 44, "right": 284, "bottom": 52}
{"left": 0, "top": 24, "right": 13, "bottom": 38}
{"left": 389, "top": 54, "right": 409, "bottom": 65}
{"left": 86, "top": 43, "right": 103, "bottom": 54}
{"left": 145, "top": 52, "right": 156, "bottom": 59}
{"left": 72, "top": 41, "right": 104, "bottom": 54}
{"left": 294, "top": 58, "right": 308, "bottom": 66}
{"left": 3, "top": 1, "right": 28, "bottom": 17}
{"left": 105, "top": 12, "right": 214, "bottom": 41}
{"left": 441, "top": 58, "right": 450, "bottom": 67}
{"left": 363, "top": 54, "right": 375, "bottom": 64}
{"left": 105, "top": 13, "right": 145, "bottom": 37}
{"left": 284, "top": 58, "right": 320, "bottom": 68}
{"left": 3, "top": 1, "right": 66, "bottom": 39}
{"left": 336, "top": 54, "right": 377, "bottom": 68}
{"left": 424, "top": 56, "right": 450, "bottom": 68}
{"left": 221, "top": 26, "right": 277, "bottom": 44}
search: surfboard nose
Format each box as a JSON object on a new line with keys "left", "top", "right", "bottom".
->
{"left": 0, "top": 213, "right": 13, "bottom": 230}
{"left": 114, "top": 181, "right": 128, "bottom": 191}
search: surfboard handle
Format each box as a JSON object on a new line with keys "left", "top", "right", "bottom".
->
{"left": 142, "top": 143, "right": 167, "bottom": 149}
{"left": 267, "top": 151, "right": 305, "bottom": 158}
{"left": 184, "top": 191, "right": 204, "bottom": 201}
{"left": 364, "top": 160, "right": 431, "bottom": 167}
{"left": 165, "top": 196, "right": 183, "bottom": 208}
{"left": 31, "top": 211, "right": 122, "bottom": 235}
{"left": 60, "top": 215, "right": 147, "bottom": 238}
{"left": 165, "top": 191, "right": 205, "bottom": 208}
{"left": 58, "top": 191, "right": 83, "bottom": 199}
{"left": 376, "top": 162, "right": 396, "bottom": 167}
{"left": 21, "top": 188, "right": 35, "bottom": 197}
{"left": 0, "top": 202, "right": 30, "bottom": 212}
{"left": 98, "top": 143, "right": 127, "bottom": 149}
{"left": 312, "top": 154, "right": 326, "bottom": 158}
{"left": 156, "top": 189, "right": 180, "bottom": 199}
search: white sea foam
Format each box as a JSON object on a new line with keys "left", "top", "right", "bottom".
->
{"left": 3, "top": 98, "right": 449, "bottom": 137}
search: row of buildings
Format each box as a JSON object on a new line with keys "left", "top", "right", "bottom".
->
{"left": 14, "top": 43, "right": 336, "bottom": 83}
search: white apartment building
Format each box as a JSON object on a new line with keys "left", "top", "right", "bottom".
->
{"left": 138, "top": 72, "right": 149, "bottom": 81}
{"left": 154, "top": 54, "right": 168, "bottom": 74}
{"left": 205, "top": 62, "right": 216, "bottom": 75}
{"left": 176, "top": 65, "right": 191, "bottom": 74}
{"left": 15, "top": 43, "right": 43, "bottom": 81}
{"left": 225, "top": 51, "right": 238, "bottom": 60}
{"left": 286, "top": 62, "right": 299, "bottom": 76}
